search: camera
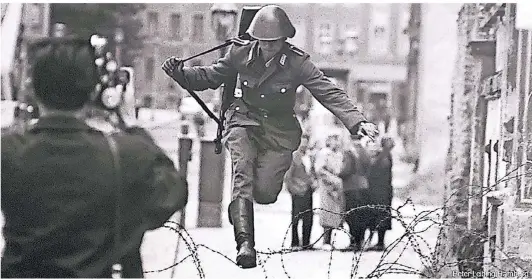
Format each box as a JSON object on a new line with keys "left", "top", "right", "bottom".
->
{"left": 90, "top": 35, "right": 132, "bottom": 111}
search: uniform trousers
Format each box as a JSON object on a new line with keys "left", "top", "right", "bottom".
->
{"left": 223, "top": 126, "right": 294, "bottom": 204}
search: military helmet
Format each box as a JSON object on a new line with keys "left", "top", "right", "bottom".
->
{"left": 246, "top": 5, "right": 296, "bottom": 40}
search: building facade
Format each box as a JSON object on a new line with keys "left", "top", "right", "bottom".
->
{"left": 8, "top": 3, "right": 51, "bottom": 121}
{"left": 436, "top": 3, "right": 532, "bottom": 276}
{"left": 403, "top": 3, "right": 462, "bottom": 181}
{"left": 135, "top": 3, "right": 412, "bottom": 140}
{"left": 134, "top": 3, "right": 222, "bottom": 110}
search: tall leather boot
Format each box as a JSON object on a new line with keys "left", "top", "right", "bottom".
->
{"left": 228, "top": 198, "right": 257, "bottom": 268}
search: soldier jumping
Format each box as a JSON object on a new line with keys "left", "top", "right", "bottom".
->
{"left": 162, "top": 5, "right": 379, "bottom": 269}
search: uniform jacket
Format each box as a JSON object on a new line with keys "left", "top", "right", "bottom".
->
{"left": 1, "top": 115, "right": 188, "bottom": 278}
{"left": 174, "top": 40, "right": 366, "bottom": 151}
{"left": 284, "top": 149, "right": 316, "bottom": 197}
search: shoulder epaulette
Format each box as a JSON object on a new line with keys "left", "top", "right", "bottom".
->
{"left": 286, "top": 43, "right": 305, "bottom": 56}
{"left": 229, "top": 37, "right": 251, "bottom": 46}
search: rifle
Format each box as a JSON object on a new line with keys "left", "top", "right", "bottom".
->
{"left": 214, "top": 6, "right": 261, "bottom": 153}
{"left": 180, "top": 6, "right": 261, "bottom": 154}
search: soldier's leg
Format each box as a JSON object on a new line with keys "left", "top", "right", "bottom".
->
{"left": 223, "top": 126, "right": 258, "bottom": 268}
{"left": 254, "top": 149, "right": 294, "bottom": 204}
{"left": 224, "top": 127, "right": 257, "bottom": 201}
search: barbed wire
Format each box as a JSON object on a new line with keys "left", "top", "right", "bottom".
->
{"left": 139, "top": 118, "right": 531, "bottom": 278}
{"left": 139, "top": 164, "right": 532, "bottom": 279}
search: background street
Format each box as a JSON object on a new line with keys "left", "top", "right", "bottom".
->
{"left": 138, "top": 112, "right": 440, "bottom": 279}
{"left": 0, "top": 109, "right": 440, "bottom": 279}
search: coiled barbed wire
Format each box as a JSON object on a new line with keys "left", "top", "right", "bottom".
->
{"left": 141, "top": 187, "right": 532, "bottom": 279}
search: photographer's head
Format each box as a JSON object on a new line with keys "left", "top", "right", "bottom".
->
{"left": 30, "top": 38, "right": 98, "bottom": 116}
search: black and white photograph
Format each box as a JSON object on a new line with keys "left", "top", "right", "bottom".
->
{"left": 1, "top": 2, "right": 532, "bottom": 278}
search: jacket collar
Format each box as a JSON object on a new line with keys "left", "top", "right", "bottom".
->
{"left": 246, "top": 41, "right": 260, "bottom": 67}
{"left": 29, "top": 115, "right": 92, "bottom": 131}
{"left": 246, "top": 41, "right": 289, "bottom": 69}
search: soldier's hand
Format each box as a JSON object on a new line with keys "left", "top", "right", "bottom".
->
{"left": 357, "top": 122, "right": 379, "bottom": 141}
{"left": 162, "top": 56, "right": 184, "bottom": 78}
{"left": 162, "top": 56, "right": 190, "bottom": 88}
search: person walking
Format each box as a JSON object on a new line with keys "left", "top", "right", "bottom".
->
{"left": 314, "top": 132, "right": 346, "bottom": 250}
{"left": 284, "top": 133, "right": 317, "bottom": 249}
{"left": 339, "top": 135, "right": 373, "bottom": 251}
{"left": 367, "top": 136, "right": 395, "bottom": 251}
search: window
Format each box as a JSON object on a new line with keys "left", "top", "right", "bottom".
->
{"left": 398, "top": 87, "right": 408, "bottom": 123}
{"left": 28, "top": 4, "right": 44, "bottom": 33}
{"left": 147, "top": 12, "right": 159, "bottom": 36}
{"left": 397, "top": 4, "right": 411, "bottom": 57}
{"left": 316, "top": 22, "right": 334, "bottom": 55}
{"left": 191, "top": 14, "right": 204, "bottom": 42}
{"left": 145, "top": 57, "right": 154, "bottom": 81}
{"left": 170, "top": 13, "right": 182, "bottom": 40}
{"left": 343, "top": 24, "right": 360, "bottom": 56}
{"left": 369, "top": 4, "right": 391, "bottom": 57}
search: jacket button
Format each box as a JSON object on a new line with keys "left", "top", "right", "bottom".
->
{"left": 280, "top": 88, "right": 286, "bottom": 93}
{"left": 236, "top": 106, "right": 240, "bottom": 111}
{"left": 260, "top": 94, "right": 265, "bottom": 98}
{"left": 243, "top": 81, "right": 248, "bottom": 86}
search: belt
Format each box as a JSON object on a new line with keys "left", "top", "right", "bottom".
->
{"left": 239, "top": 100, "right": 295, "bottom": 119}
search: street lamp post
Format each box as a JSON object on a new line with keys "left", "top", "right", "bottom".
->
{"left": 195, "top": 4, "right": 238, "bottom": 228}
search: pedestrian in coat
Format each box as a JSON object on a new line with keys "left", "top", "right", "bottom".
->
{"left": 284, "top": 133, "right": 317, "bottom": 249}
{"left": 1, "top": 38, "right": 188, "bottom": 278}
{"left": 367, "top": 136, "right": 395, "bottom": 251}
{"left": 162, "top": 4, "right": 378, "bottom": 268}
{"left": 339, "top": 135, "right": 373, "bottom": 251}
{"left": 314, "top": 132, "right": 346, "bottom": 250}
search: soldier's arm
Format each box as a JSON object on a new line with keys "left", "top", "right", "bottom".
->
{"left": 298, "top": 56, "right": 367, "bottom": 134}
{"left": 177, "top": 46, "right": 238, "bottom": 91}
